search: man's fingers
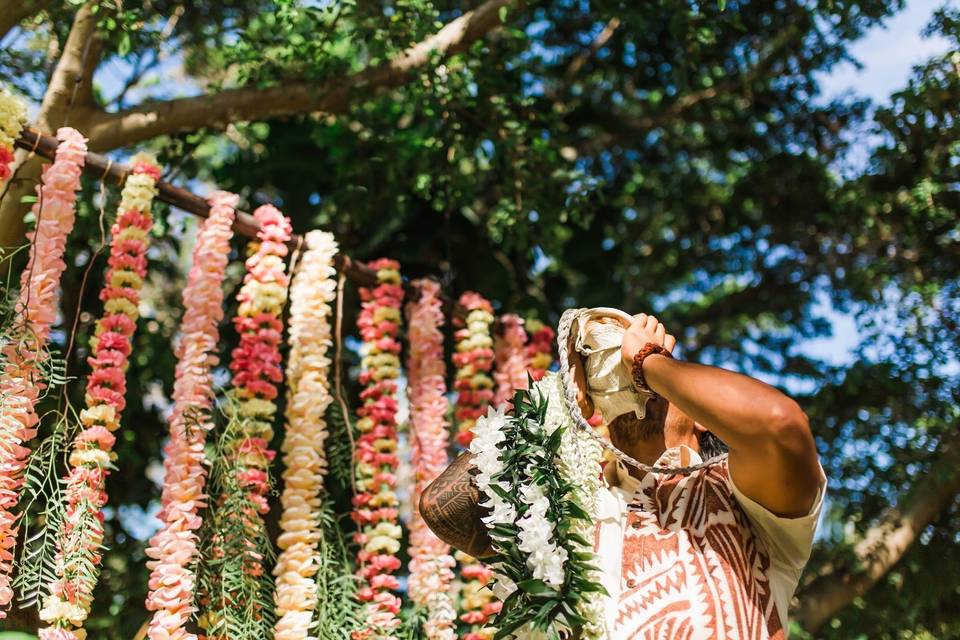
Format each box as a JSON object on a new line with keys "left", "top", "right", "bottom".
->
{"left": 655, "top": 323, "right": 666, "bottom": 344}
{"left": 664, "top": 334, "right": 677, "bottom": 352}
{"left": 645, "top": 315, "right": 659, "bottom": 334}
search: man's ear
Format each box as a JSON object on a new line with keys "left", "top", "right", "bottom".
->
{"left": 567, "top": 328, "right": 594, "bottom": 418}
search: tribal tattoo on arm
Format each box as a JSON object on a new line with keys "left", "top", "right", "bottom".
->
{"left": 420, "top": 452, "right": 493, "bottom": 558}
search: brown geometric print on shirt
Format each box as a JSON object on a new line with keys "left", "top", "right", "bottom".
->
{"left": 613, "top": 460, "right": 784, "bottom": 640}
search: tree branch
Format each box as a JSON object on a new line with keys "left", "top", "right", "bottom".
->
{"left": 83, "top": 0, "right": 522, "bottom": 151}
{"left": 0, "top": 0, "right": 52, "bottom": 42}
{"left": 793, "top": 431, "right": 960, "bottom": 632}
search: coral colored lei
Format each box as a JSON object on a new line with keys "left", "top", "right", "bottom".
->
{"left": 0, "top": 127, "right": 86, "bottom": 619}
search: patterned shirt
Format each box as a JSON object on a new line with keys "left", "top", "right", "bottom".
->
{"left": 594, "top": 446, "right": 825, "bottom": 639}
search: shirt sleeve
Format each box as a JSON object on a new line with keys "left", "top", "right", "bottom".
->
{"left": 728, "top": 464, "right": 827, "bottom": 570}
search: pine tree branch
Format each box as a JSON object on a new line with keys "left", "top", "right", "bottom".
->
{"left": 82, "top": 0, "right": 523, "bottom": 151}
{"left": 793, "top": 430, "right": 960, "bottom": 632}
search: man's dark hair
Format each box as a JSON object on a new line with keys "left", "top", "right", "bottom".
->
{"left": 698, "top": 430, "right": 728, "bottom": 459}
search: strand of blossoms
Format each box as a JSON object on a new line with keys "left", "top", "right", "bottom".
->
{"left": 469, "top": 373, "right": 605, "bottom": 638}
{"left": 143, "top": 191, "right": 236, "bottom": 640}
{"left": 451, "top": 292, "right": 498, "bottom": 640}
{"left": 272, "top": 230, "right": 338, "bottom": 639}
{"left": 199, "top": 204, "right": 292, "bottom": 637}
{"left": 38, "top": 155, "right": 161, "bottom": 640}
{"left": 405, "top": 279, "right": 457, "bottom": 640}
{"left": 523, "top": 318, "right": 554, "bottom": 382}
{"left": 492, "top": 313, "right": 529, "bottom": 407}
{"left": 0, "top": 127, "right": 86, "bottom": 618}
{"left": 0, "top": 87, "right": 26, "bottom": 183}
{"left": 352, "top": 258, "right": 404, "bottom": 640}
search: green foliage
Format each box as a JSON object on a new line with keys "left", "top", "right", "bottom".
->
{"left": 313, "top": 501, "right": 362, "bottom": 639}
{"left": 1, "top": 0, "right": 958, "bottom": 636}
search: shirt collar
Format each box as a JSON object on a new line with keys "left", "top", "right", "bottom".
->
{"left": 603, "top": 445, "right": 704, "bottom": 497}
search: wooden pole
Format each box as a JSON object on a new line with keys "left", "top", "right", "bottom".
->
{"left": 14, "top": 127, "right": 384, "bottom": 290}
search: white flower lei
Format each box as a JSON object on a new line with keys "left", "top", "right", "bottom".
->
{"left": 469, "top": 372, "right": 605, "bottom": 639}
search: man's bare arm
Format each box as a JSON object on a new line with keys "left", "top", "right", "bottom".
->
{"left": 623, "top": 314, "right": 822, "bottom": 517}
{"left": 420, "top": 452, "right": 494, "bottom": 558}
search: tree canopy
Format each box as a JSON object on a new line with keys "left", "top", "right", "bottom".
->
{"left": 0, "top": 0, "right": 958, "bottom": 638}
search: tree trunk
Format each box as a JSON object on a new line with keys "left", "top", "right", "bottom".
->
{"left": 0, "top": 1, "right": 100, "bottom": 249}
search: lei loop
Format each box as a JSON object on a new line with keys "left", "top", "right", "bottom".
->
{"left": 493, "top": 313, "right": 529, "bottom": 407}
{"left": 453, "top": 292, "right": 495, "bottom": 448}
{"left": 352, "top": 259, "right": 404, "bottom": 640}
{"left": 523, "top": 317, "right": 555, "bottom": 382}
{"left": 469, "top": 373, "right": 606, "bottom": 639}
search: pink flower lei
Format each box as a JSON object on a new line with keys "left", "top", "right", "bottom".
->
{"left": 405, "top": 279, "right": 457, "bottom": 640}
{"left": 37, "top": 155, "right": 160, "bottom": 639}
{"left": 272, "top": 230, "right": 338, "bottom": 639}
{"left": 0, "top": 127, "right": 86, "bottom": 618}
{"left": 524, "top": 317, "right": 555, "bottom": 382}
{"left": 198, "top": 204, "right": 291, "bottom": 636}
{"left": 143, "top": 190, "right": 236, "bottom": 640}
{"left": 493, "top": 313, "right": 529, "bottom": 407}
{"left": 351, "top": 258, "right": 404, "bottom": 640}
{"left": 451, "top": 291, "right": 499, "bottom": 637}
{"left": 0, "top": 87, "right": 26, "bottom": 183}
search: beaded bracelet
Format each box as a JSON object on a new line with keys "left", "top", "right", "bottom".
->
{"left": 631, "top": 343, "right": 673, "bottom": 395}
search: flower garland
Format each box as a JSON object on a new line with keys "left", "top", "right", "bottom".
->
{"left": 493, "top": 313, "right": 529, "bottom": 407}
{"left": 144, "top": 191, "right": 236, "bottom": 640}
{"left": 271, "top": 230, "right": 338, "bottom": 639}
{"left": 0, "top": 87, "right": 26, "bottom": 183}
{"left": 523, "top": 318, "right": 554, "bottom": 382}
{"left": 450, "top": 291, "right": 498, "bottom": 639}
{"left": 352, "top": 258, "right": 404, "bottom": 640}
{"left": 468, "top": 373, "right": 605, "bottom": 639}
{"left": 405, "top": 279, "right": 457, "bottom": 640}
{"left": 198, "top": 204, "right": 291, "bottom": 638}
{"left": 0, "top": 127, "right": 86, "bottom": 618}
{"left": 452, "top": 292, "right": 495, "bottom": 448}
{"left": 38, "top": 155, "right": 160, "bottom": 639}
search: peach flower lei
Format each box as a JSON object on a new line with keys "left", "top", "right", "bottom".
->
{"left": 451, "top": 291, "right": 499, "bottom": 639}
{"left": 351, "top": 258, "right": 404, "bottom": 640}
{"left": 143, "top": 191, "right": 236, "bottom": 640}
{"left": 405, "top": 279, "right": 456, "bottom": 640}
{"left": 38, "top": 155, "right": 160, "bottom": 639}
{"left": 492, "top": 313, "right": 529, "bottom": 407}
{"left": 0, "top": 127, "right": 86, "bottom": 618}
{"left": 0, "top": 87, "right": 26, "bottom": 183}
{"left": 272, "top": 230, "right": 338, "bottom": 640}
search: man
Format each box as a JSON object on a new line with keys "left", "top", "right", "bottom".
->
{"left": 421, "top": 310, "right": 825, "bottom": 639}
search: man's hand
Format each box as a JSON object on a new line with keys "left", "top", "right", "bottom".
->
{"left": 621, "top": 313, "right": 677, "bottom": 366}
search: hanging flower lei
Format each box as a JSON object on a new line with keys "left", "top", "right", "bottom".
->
{"left": 37, "top": 155, "right": 160, "bottom": 639}
{"left": 352, "top": 258, "right": 404, "bottom": 640}
{"left": 523, "top": 318, "right": 554, "bottom": 382}
{"left": 198, "top": 204, "right": 291, "bottom": 637}
{"left": 0, "top": 87, "right": 26, "bottom": 183}
{"left": 271, "top": 230, "right": 338, "bottom": 639}
{"left": 0, "top": 127, "right": 86, "bottom": 618}
{"left": 405, "top": 279, "right": 457, "bottom": 640}
{"left": 469, "top": 373, "right": 606, "bottom": 639}
{"left": 493, "top": 314, "right": 529, "bottom": 407}
{"left": 143, "top": 191, "right": 236, "bottom": 640}
{"left": 451, "top": 291, "right": 498, "bottom": 639}
{"left": 453, "top": 292, "right": 495, "bottom": 448}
